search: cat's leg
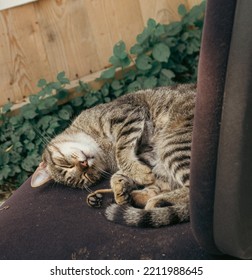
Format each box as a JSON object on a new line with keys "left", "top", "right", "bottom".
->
{"left": 128, "top": 174, "right": 171, "bottom": 208}
{"left": 87, "top": 189, "right": 113, "bottom": 208}
{"left": 130, "top": 185, "right": 161, "bottom": 208}
{"left": 115, "top": 107, "right": 155, "bottom": 186}
{"left": 144, "top": 187, "right": 189, "bottom": 210}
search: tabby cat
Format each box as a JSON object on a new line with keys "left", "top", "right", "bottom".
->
{"left": 31, "top": 84, "right": 196, "bottom": 228}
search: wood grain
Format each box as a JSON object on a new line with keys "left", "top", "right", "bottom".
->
{"left": 0, "top": 4, "right": 51, "bottom": 104}
{"left": 0, "top": 0, "right": 203, "bottom": 106}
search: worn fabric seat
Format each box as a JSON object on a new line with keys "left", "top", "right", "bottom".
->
{"left": 0, "top": 178, "right": 222, "bottom": 260}
{"left": 1, "top": 0, "right": 251, "bottom": 260}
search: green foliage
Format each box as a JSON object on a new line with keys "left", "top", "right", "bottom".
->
{"left": 0, "top": 2, "right": 205, "bottom": 190}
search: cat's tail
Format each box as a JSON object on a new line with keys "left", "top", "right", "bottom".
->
{"left": 105, "top": 203, "right": 189, "bottom": 228}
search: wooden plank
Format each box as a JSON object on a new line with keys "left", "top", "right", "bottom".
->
{"left": 0, "top": 4, "right": 51, "bottom": 104}
{"left": 0, "top": 0, "right": 204, "bottom": 107}
{"left": 104, "top": 0, "right": 144, "bottom": 49}
{"left": 34, "top": 0, "right": 102, "bottom": 83}
{"left": 85, "top": 0, "right": 144, "bottom": 66}
{"left": 139, "top": 0, "right": 187, "bottom": 24}
{"left": 187, "top": 0, "right": 203, "bottom": 9}
{"left": 139, "top": 0, "right": 203, "bottom": 24}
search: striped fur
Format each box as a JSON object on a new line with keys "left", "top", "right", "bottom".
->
{"left": 32, "top": 84, "right": 196, "bottom": 227}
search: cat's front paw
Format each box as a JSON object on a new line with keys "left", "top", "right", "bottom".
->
{"left": 130, "top": 164, "right": 155, "bottom": 185}
{"left": 87, "top": 192, "right": 103, "bottom": 208}
{"left": 111, "top": 174, "right": 134, "bottom": 205}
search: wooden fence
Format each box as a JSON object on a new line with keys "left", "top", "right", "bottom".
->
{"left": 0, "top": 0, "right": 202, "bottom": 106}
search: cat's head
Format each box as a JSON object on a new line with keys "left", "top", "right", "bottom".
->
{"left": 31, "top": 132, "right": 105, "bottom": 189}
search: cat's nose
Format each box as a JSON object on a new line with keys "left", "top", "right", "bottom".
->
{"left": 79, "top": 160, "right": 89, "bottom": 168}
{"left": 79, "top": 160, "right": 89, "bottom": 170}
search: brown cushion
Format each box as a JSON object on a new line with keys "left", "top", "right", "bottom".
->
{"left": 0, "top": 177, "right": 230, "bottom": 260}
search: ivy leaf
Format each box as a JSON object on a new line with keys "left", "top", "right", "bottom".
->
{"left": 71, "top": 97, "right": 83, "bottom": 107}
{"left": 58, "top": 109, "right": 72, "bottom": 120}
{"left": 127, "top": 81, "right": 142, "bottom": 92}
{"left": 21, "top": 108, "right": 38, "bottom": 120}
{"left": 136, "top": 29, "right": 151, "bottom": 44}
{"left": 57, "top": 71, "right": 70, "bottom": 84}
{"left": 123, "top": 69, "right": 136, "bottom": 82}
{"left": 109, "top": 56, "right": 121, "bottom": 67}
{"left": 109, "top": 56, "right": 130, "bottom": 68}
{"left": 165, "top": 37, "right": 177, "bottom": 47}
{"left": 147, "top": 18, "right": 156, "bottom": 28}
{"left": 135, "top": 54, "right": 153, "bottom": 70}
{"left": 111, "top": 80, "right": 123, "bottom": 90}
{"left": 1, "top": 102, "right": 13, "bottom": 114}
{"left": 100, "top": 67, "right": 116, "bottom": 79}
{"left": 0, "top": 165, "right": 11, "bottom": 179}
{"left": 181, "top": 32, "right": 189, "bottom": 41}
{"left": 178, "top": 4, "right": 187, "bottom": 17}
{"left": 56, "top": 89, "right": 69, "bottom": 100}
{"left": 143, "top": 76, "right": 158, "bottom": 89}
{"left": 26, "top": 142, "right": 35, "bottom": 151}
{"left": 183, "top": 2, "right": 206, "bottom": 23}
{"left": 154, "top": 24, "right": 165, "bottom": 37}
{"left": 113, "top": 41, "right": 128, "bottom": 60}
{"left": 37, "top": 79, "right": 47, "bottom": 88}
{"left": 158, "top": 69, "right": 175, "bottom": 86}
{"left": 21, "top": 157, "right": 38, "bottom": 172}
{"left": 165, "top": 22, "right": 182, "bottom": 36}
{"left": 9, "top": 115, "right": 24, "bottom": 126}
{"left": 174, "top": 64, "right": 188, "bottom": 73}
{"left": 0, "top": 150, "right": 10, "bottom": 165}
{"left": 77, "top": 81, "right": 90, "bottom": 93}
{"left": 25, "top": 130, "right": 36, "bottom": 141}
{"left": 130, "top": 44, "right": 144, "bottom": 55}
{"left": 104, "top": 97, "right": 111, "bottom": 103}
{"left": 161, "top": 69, "right": 175, "bottom": 79}
{"left": 37, "top": 97, "right": 58, "bottom": 111}
{"left": 37, "top": 115, "right": 52, "bottom": 130}
{"left": 47, "top": 82, "right": 62, "bottom": 90}
{"left": 29, "top": 95, "right": 40, "bottom": 105}
{"left": 101, "top": 84, "right": 110, "bottom": 97}
{"left": 152, "top": 43, "right": 170, "bottom": 62}
{"left": 84, "top": 94, "right": 100, "bottom": 107}
{"left": 149, "top": 61, "right": 162, "bottom": 76}
{"left": 113, "top": 89, "right": 124, "bottom": 97}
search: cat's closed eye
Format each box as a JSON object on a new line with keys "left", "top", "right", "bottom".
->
{"left": 55, "top": 158, "right": 73, "bottom": 168}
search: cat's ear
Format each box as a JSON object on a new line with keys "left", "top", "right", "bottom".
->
{"left": 31, "top": 162, "right": 52, "bottom": 188}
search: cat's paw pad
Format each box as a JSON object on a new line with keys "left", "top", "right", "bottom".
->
{"left": 87, "top": 192, "right": 103, "bottom": 208}
{"left": 111, "top": 174, "right": 133, "bottom": 205}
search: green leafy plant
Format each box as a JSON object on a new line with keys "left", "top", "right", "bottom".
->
{"left": 0, "top": 2, "right": 205, "bottom": 191}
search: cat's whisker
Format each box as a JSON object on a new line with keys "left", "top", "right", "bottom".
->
{"left": 93, "top": 168, "right": 111, "bottom": 180}
{"left": 84, "top": 185, "right": 93, "bottom": 193}
{"left": 84, "top": 173, "right": 95, "bottom": 184}
{"left": 34, "top": 127, "right": 51, "bottom": 147}
{"left": 92, "top": 164, "right": 112, "bottom": 179}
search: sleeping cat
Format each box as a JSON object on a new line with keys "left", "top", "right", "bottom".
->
{"left": 31, "top": 83, "right": 196, "bottom": 228}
